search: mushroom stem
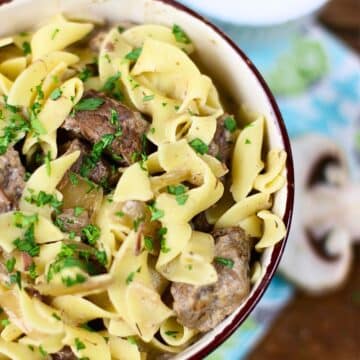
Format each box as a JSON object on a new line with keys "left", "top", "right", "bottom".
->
{"left": 304, "top": 183, "right": 360, "bottom": 241}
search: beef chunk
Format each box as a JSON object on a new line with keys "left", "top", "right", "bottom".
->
{"left": 56, "top": 208, "right": 90, "bottom": 236}
{"left": 0, "top": 147, "right": 25, "bottom": 214}
{"left": 51, "top": 346, "right": 76, "bottom": 360}
{"left": 62, "top": 90, "right": 149, "bottom": 165}
{"left": 62, "top": 138, "right": 119, "bottom": 187}
{"left": 208, "top": 113, "right": 237, "bottom": 166}
{"left": 171, "top": 227, "right": 251, "bottom": 332}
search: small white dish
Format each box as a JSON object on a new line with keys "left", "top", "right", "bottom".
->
{"left": 180, "top": 0, "right": 329, "bottom": 26}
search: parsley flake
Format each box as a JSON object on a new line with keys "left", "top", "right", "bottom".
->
{"left": 22, "top": 41, "right": 31, "bottom": 55}
{"left": 214, "top": 257, "right": 234, "bottom": 269}
{"left": 167, "top": 184, "right": 189, "bottom": 205}
{"left": 148, "top": 202, "right": 164, "bottom": 221}
{"left": 78, "top": 67, "right": 94, "bottom": 82}
{"left": 189, "top": 138, "right": 208, "bottom": 155}
{"left": 102, "top": 72, "right": 123, "bottom": 100}
{"left": 158, "top": 227, "right": 170, "bottom": 253}
{"left": 1, "top": 319, "right": 10, "bottom": 327}
{"left": 75, "top": 338, "right": 86, "bottom": 351}
{"left": 143, "top": 94, "right": 155, "bottom": 102}
{"left": 62, "top": 274, "right": 87, "bottom": 287}
{"left": 144, "top": 236, "right": 154, "bottom": 252}
{"left": 126, "top": 271, "right": 135, "bottom": 285}
{"left": 51, "top": 28, "right": 60, "bottom": 40}
{"left": 82, "top": 224, "right": 101, "bottom": 245}
{"left": 9, "top": 271, "right": 22, "bottom": 289}
{"left": 74, "top": 97, "right": 104, "bottom": 112}
{"left": 45, "top": 151, "right": 51, "bottom": 176}
{"left": 50, "top": 87, "right": 62, "bottom": 100}
{"left": 39, "top": 345, "right": 47, "bottom": 357}
{"left": 245, "top": 138, "right": 252, "bottom": 144}
{"left": 165, "top": 330, "right": 179, "bottom": 338}
{"left": 125, "top": 47, "right": 142, "bottom": 61}
{"left": 74, "top": 206, "right": 84, "bottom": 217}
{"left": 224, "top": 116, "right": 237, "bottom": 133}
{"left": 172, "top": 24, "right": 191, "bottom": 44}
{"left": 5, "top": 258, "right": 16, "bottom": 273}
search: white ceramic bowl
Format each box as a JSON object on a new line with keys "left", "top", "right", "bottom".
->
{"left": 180, "top": 0, "right": 329, "bottom": 26}
{"left": 0, "top": 0, "right": 294, "bottom": 358}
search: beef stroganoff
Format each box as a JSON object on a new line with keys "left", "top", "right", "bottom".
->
{"left": 0, "top": 15, "right": 287, "bottom": 359}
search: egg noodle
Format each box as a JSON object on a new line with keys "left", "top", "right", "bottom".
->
{"left": 0, "top": 15, "right": 287, "bottom": 359}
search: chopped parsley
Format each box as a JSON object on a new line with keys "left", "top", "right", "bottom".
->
{"left": 62, "top": 274, "right": 87, "bottom": 287}
{"left": 102, "top": 72, "right": 123, "bottom": 100}
{"left": 143, "top": 94, "right": 155, "bottom": 102}
{"left": 52, "top": 313, "right": 61, "bottom": 321}
{"left": 144, "top": 236, "right": 154, "bottom": 252}
{"left": 117, "top": 26, "right": 124, "bottom": 33}
{"left": 39, "top": 345, "right": 47, "bottom": 357}
{"left": 25, "top": 190, "right": 63, "bottom": 214}
{"left": 133, "top": 216, "right": 144, "bottom": 231}
{"left": 165, "top": 330, "right": 179, "bottom": 338}
{"left": 52, "top": 75, "right": 59, "bottom": 84}
{"left": 22, "top": 41, "right": 31, "bottom": 55}
{"left": 80, "top": 133, "right": 115, "bottom": 178}
{"left": 158, "top": 227, "right": 170, "bottom": 253}
{"left": 74, "top": 97, "right": 104, "bottom": 112}
{"left": 172, "top": 24, "right": 191, "bottom": 44}
{"left": 95, "top": 250, "right": 107, "bottom": 266}
{"left": 127, "top": 336, "right": 137, "bottom": 345}
{"left": 0, "top": 113, "right": 30, "bottom": 155}
{"left": 245, "top": 138, "right": 251, "bottom": 144}
{"left": 74, "top": 206, "right": 85, "bottom": 217}
{"left": 35, "top": 84, "right": 44, "bottom": 100}
{"left": 75, "top": 338, "right": 86, "bottom": 351}
{"left": 125, "top": 271, "right": 135, "bottom": 285}
{"left": 50, "top": 88, "right": 62, "bottom": 100}
{"left": 69, "top": 172, "right": 79, "bottom": 185}
{"left": 28, "top": 262, "right": 38, "bottom": 279}
{"left": 115, "top": 211, "right": 124, "bottom": 217}
{"left": 5, "top": 258, "right": 16, "bottom": 273}
{"left": 224, "top": 116, "right": 237, "bottom": 133}
{"left": 110, "top": 109, "right": 119, "bottom": 126}
{"left": 125, "top": 47, "right": 142, "bottom": 61}
{"left": 104, "top": 53, "right": 111, "bottom": 63}
{"left": 13, "top": 212, "right": 38, "bottom": 229}
{"left": 51, "top": 28, "right": 60, "bottom": 40}
{"left": 9, "top": 271, "right": 22, "bottom": 289}
{"left": 189, "top": 138, "right": 208, "bottom": 155}
{"left": 45, "top": 151, "right": 51, "bottom": 176}
{"left": 82, "top": 224, "right": 101, "bottom": 245}
{"left": 167, "top": 184, "right": 189, "bottom": 205}
{"left": 150, "top": 127, "right": 155, "bottom": 134}
{"left": 148, "top": 202, "right": 164, "bottom": 221}
{"left": 214, "top": 257, "right": 234, "bottom": 269}
{"left": 13, "top": 223, "right": 40, "bottom": 257}
{"left": 78, "top": 67, "right": 94, "bottom": 82}
{"left": 29, "top": 102, "right": 46, "bottom": 136}
{"left": 1, "top": 319, "right": 10, "bottom": 327}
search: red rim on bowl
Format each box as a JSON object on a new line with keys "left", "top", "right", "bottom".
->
{"left": 0, "top": 0, "right": 295, "bottom": 358}
{"left": 155, "top": 0, "right": 295, "bottom": 358}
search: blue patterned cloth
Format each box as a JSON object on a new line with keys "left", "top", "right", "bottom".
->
{"left": 204, "top": 19, "right": 360, "bottom": 360}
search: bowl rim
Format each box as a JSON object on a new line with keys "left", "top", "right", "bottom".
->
{"left": 155, "top": 0, "right": 295, "bottom": 358}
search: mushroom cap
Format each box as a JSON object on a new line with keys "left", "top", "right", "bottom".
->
{"left": 279, "top": 134, "right": 357, "bottom": 294}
